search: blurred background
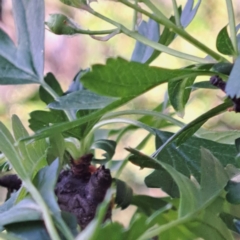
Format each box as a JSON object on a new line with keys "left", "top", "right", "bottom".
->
{"left": 1, "top": 0, "right": 240, "bottom": 226}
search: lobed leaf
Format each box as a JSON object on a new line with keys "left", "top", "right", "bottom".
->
{"left": 81, "top": 58, "right": 215, "bottom": 98}
{"left": 153, "top": 100, "right": 232, "bottom": 157}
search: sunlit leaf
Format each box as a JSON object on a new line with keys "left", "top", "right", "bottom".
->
{"left": 81, "top": 58, "right": 214, "bottom": 98}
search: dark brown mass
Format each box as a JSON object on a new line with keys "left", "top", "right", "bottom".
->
{"left": 0, "top": 153, "right": 112, "bottom": 230}
{"left": 55, "top": 154, "right": 112, "bottom": 229}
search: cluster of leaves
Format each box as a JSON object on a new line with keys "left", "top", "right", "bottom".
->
{"left": 1, "top": 0, "right": 240, "bottom": 239}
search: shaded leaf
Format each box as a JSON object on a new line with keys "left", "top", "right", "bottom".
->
{"left": 34, "top": 159, "right": 60, "bottom": 215}
{"left": 12, "top": 115, "right": 48, "bottom": 176}
{"left": 0, "top": 0, "right": 44, "bottom": 84}
{"left": 124, "top": 213, "right": 148, "bottom": 239}
{"left": 129, "top": 130, "right": 236, "bottom": 196}
{"left": 39, "top": 73, "right": 63, "bottom": 105}
{"left": 23, "top": 98, "right": 132, "bottom": 141}
{"left": 191, "top": 81, "right": 218, "bottom": 89}
{"left": 114, "top": 178, "right": 133, "bottom": 209}
{"left": 131, "top": 148, "right": 230, "bottom": 239}
{"left": 5, "top": 221, "right": 50, "bottom": 240}
{"left": 0, "top": 124, "right": 27, "bottom": 179}
{"left": 91, "top": 139, "right": 116, "bottom": 163}
{"left": 198, "top": 130, "right": 240, "bottom": 144}
{"left": 225, "top": 168, "right": 240, "bottom": 204}
{"left": 48, "top": 90, "right": 118, "bottom": 110}
{"left": 168, "top": 76, "right": 195, "bottom": 116}
{"left": 47, "top": 134, "right": 65, "bottom": 165}
{"left": 216, "top": 26, "right": 235, "bottom": 55}
{"left": 131, "top": 195, "right": 170, "bottom": 216}
{"left": 0, "top": 198, "right": 42, "bottom": 226}
{"left": 144, "top": 169, "right": 179, "bottom": 198}
{"left": 212, "top": 62, "right": 233, "bottom": 75}
{"left": 153, "top": 100, "right": 233, "bottom": 157}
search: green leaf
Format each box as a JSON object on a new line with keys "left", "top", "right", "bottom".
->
{"left": 0, "top": 0, "right": 44, "bottom": 84}
{"left": 188, "top": 199, "right": 234, "bottom": 240}
{"left": 34, "top": 159, "right": 60, "bottom": 215}
{"left": 134, "top": 148, "right": 230, "bottom": 239}
{"left": 22, "top": 97, "right": 132, "bottom": 141}
{"left": 91, "top": 139, "right": 116, "bottom": 163}
{"left": 48, "top": 90, "right": 118, "bottom": 110}
{"left": 93, "top": 222, "right": 124, "bottom": 240}
{"left": 0, "top": 124, "right": 27, "bottom": 179}
{"left": 129, "top": 130, "right": 236, "bottom": 197}
{"left": 81, "top": 58, "right": 214, "bottom": 98}
{"left": 191, "top": 81, "right": 218, "bottom": 89}
{"left": 131, "top": 195, "right": 170, "bottom": 216}
{"left": 114, "top": 179, "right": 133, "bottom": 210}
{"left": 39, "top": 73, "right": 64, "bottom": 105}
{"left": 124, "top": 213, "right": 148, "bottom": 239}
{"left": 198, "top": 130, "right": 240, "bottom": 144}
{"left": 5, "top": 221, "right": 51, "bottom": 240}
{"left": 47, "top": 134, "right": 65, "bottom": 165}
{"left": 225, "top": 55, "right": 240, "bottom": 98}
{"left": 29, "top": 110, "right": 66, "bottom": 131}
{"left": 153, "top": 100, "right": 233, "bottom": 157}
{"left": 144, "top": 169, "right": 179, "bottom": 198}
{"left": 216, "top": 26, "right": 235, "bottom": 55}
{"left": 0, "top": 198, "right": 42, "bottom": 226}
{"left": 225, "top": 167, "right": 240, "bottom": 204}
{"left": 212, "top": 62, "right": 233, "bottom": 75}
{"left": 168, "top": 76, "right": 195, "bottom": 116}
{"left": 12, "top": 115, "right": 48, "bottom": 176}
{"left": 29, "top": 110, "right": 84, "bottom": 140}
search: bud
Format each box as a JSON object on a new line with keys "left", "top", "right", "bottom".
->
{"left": 45, "top": 14, "right": 81, "bottom": 35}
